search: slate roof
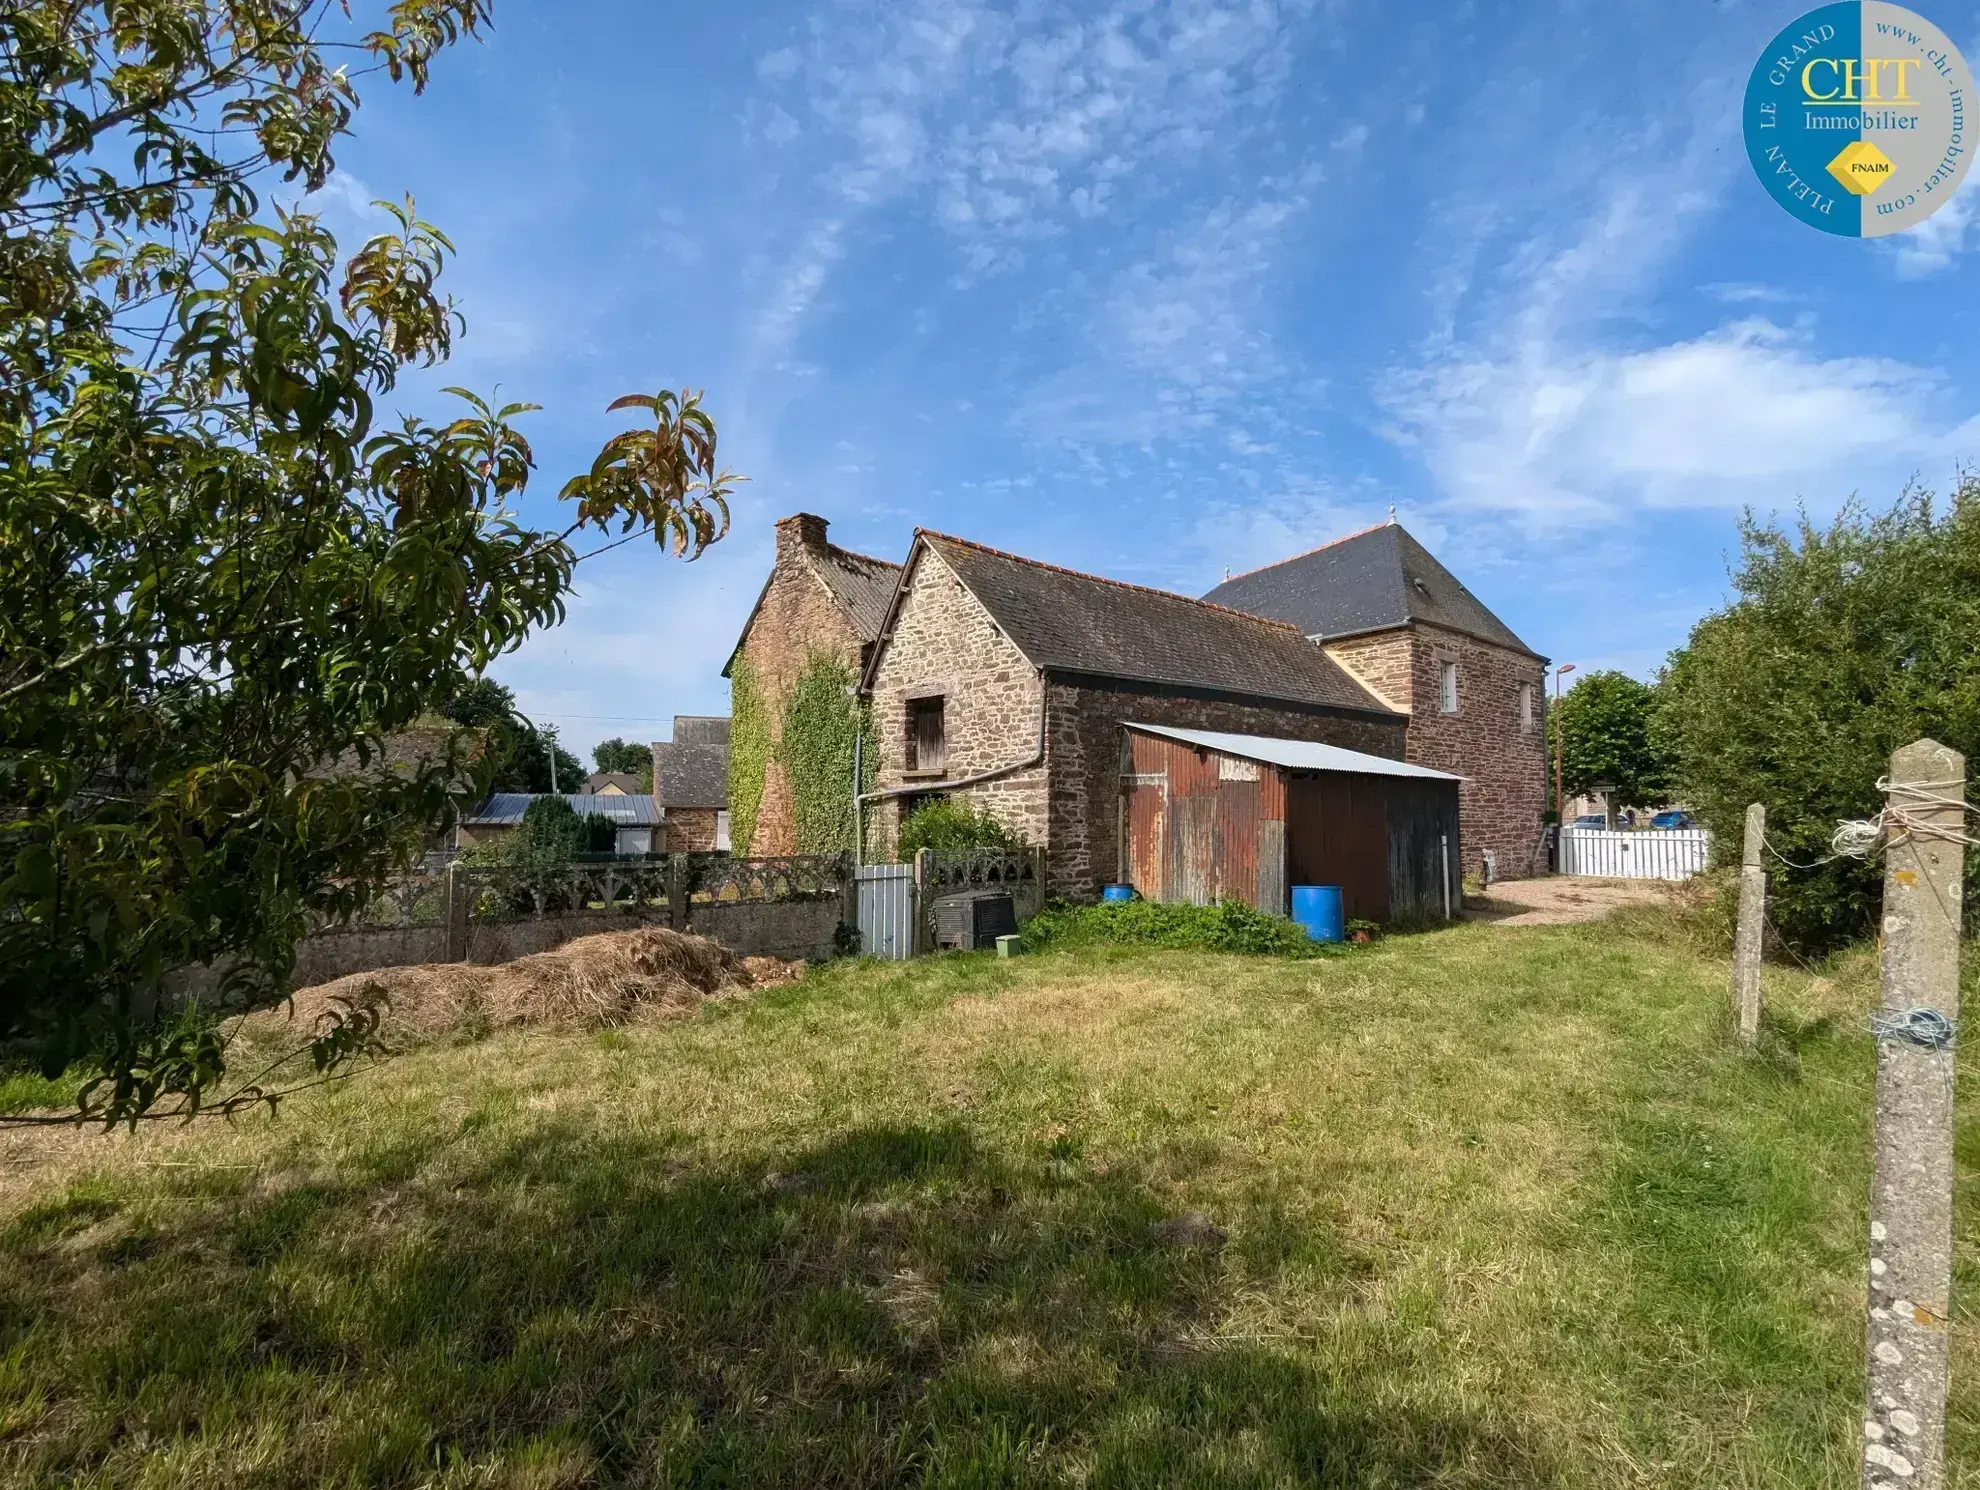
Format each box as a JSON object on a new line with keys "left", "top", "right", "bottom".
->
{"left": 724, "top": 532, "right": 902, "bottom": 678}
{"left": 1125, "top": 723, "right": 1463, "bottom": 781}
{"left": 1200, "top": 522, "right": 1541, "bottom": 657}
{"left": 874, "top": 533, "right": 1396, "bottom": 716}
{"left": 655, "top": 742, "right": 729, "bottom": 811}
{"left": 811, "top": 544, "right": 901, "bottom": 640}
{"left": 465, "top": 793, "right": 661, "bottom": 826}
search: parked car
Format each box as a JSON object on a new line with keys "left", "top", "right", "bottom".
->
{"left": 1570, "top": 814, "right": 1609, "bottom": 830}
{"left": 1650, "top": 809, "right": 1696, "bottom": 830}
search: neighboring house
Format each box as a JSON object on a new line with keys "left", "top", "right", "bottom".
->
{"left": 723, "top": 513, "right": 900, "bottom": 854}
{"left": 651, "top": 715, "right": 732, "bottom": 852}
{"left": 457, "top": 793, "right": 662, "bottom": 856}
{"left": 1202, "top": 521, "right": 1549, "bottom": 880}
{"left": 581, "top": 772, "right": 644, "bottom": 796}
{"left": 859, "top": 531, "right": 1408, "bottom": 899}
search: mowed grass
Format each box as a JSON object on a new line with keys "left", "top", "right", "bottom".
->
{"left": 3, "top": 912, "right": 1979, "bottom": 1487}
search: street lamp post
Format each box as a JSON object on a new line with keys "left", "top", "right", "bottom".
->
{"left": 1553, "top": 663, "right": 1576, "bottom": 822}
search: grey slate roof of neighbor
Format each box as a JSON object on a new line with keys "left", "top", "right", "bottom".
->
{"left": 1126, "top": 723, "right": 1464, "bottom": 781}
{"left": 878, "top": 533, "right": 1397, "bottom": 716}
{"left": 655, "top": 742, "right": 729, "bottom": 811}
{"left": 1200, "top": 522, "right": 1542, "bottom": 657}
{"left": 582, "top": 772, "right": 645, "bottom": 795}
{"left": 465, "top": 793, "right": 662, "bottom": 826}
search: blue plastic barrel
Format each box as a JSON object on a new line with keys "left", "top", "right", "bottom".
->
{"left": 1290, "top": 885, "right": 1345, "bottom": 943}
{"left": 1100, "top": 884, "right": 1137, "bottom": 903}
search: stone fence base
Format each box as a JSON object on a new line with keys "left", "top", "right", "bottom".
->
{"left": 173, "top": 898, "right": 846, "bottom": 1004}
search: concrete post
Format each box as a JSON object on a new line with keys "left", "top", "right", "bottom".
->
{"left": 1733, "top": 803, "right": 1766, "bottom": 1044}
{"left": 1861, "top": 739, "right": 1965, "bottom": 1490}
{"left": 913, "top": 847, "right": 933, "bottom": 956}
{"left": 666, "top": 855, "right": 687, "bottom": 933}
{"left": 839, "top": 852, "right": 858, "bottom": 943}
{"left": 444, "top": 863, "right": 469, "bottom": 963}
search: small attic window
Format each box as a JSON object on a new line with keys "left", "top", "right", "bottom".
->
{"left": 1412, "top": 578, "right": 1430, "bottom": 595}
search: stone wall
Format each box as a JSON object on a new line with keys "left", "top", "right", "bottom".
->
{"left": 1323, "top": 632, "right": 1414, "bottom": 714}
{"left": 1394, "top": 623, "right": 1549, "bottom": 879}
{"left": 1044, "top": 678, "right": 1409, "bottom": 899}
{"left": 733, "top": 515, "right": 869, "bottom": 854}
{"left": 664, "top": 807, "right": 722, "bottom": 852}
{"left": 865, "top": 547, "right": 1048, "bottom": 858}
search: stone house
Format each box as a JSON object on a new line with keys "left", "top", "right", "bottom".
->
{"left": 1203, "top": 522, "right": 1550, "bottom": 879}
{"left": 581, "top": 772, "right": 644, "bottom": 796}
{"left": 650, "top": 715, "right": 731, "bottom": 852}
{"left": 723, "top": 513, "right": 900, "bottom": 854}
{"left": 859, "top": 531, "right": 1409, "bottom": 898}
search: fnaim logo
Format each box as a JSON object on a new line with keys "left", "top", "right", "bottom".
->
{"left": 1744, "top": 3, "right": 1973, "bottom": 236}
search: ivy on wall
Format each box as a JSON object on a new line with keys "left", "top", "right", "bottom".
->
{"left": 782, "top": 653, "right": 874, "bottom": 853}
{"left": 727, "top": 655, "right": 770, "bottom": 855}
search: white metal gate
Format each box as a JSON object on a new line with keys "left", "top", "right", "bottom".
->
{"left": 855, "top": 863, "right": 915, "bottom": 960}
{"left": 1559, "top": 827, "right": 1711, "bottom": 881}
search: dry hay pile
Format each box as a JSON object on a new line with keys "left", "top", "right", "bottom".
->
{"left": 250, "top": 928, "right": 804, "bottom": 1044}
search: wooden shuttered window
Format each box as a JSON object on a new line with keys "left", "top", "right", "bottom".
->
{"left": 906, "top": 696, "right": 946, "bottom": 774}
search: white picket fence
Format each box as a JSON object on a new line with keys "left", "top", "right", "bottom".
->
{"left": 1559, "top": 827, "right": 1712, "bottom": 881}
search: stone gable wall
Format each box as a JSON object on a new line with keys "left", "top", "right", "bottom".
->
{"left": 864, "top": 548, "right": 1048, "bottom": 857}
{"left": 1045, "top": 682, "right": 1408, "bottom": 899}
{"left": 1398, "top": 623, "right": 1549, "bottom": 879}
{"left": 731, "top": 525, "right": 869, "bottom": 855}
{"left": 1323, "top": 632, "right": 1414, "bottom": 714}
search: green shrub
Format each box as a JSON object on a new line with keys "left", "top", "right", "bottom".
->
{"left": 1658, "top": 485, "right": 1980, "bottom": 951}
{"left": 1022, "top": 899, "right": 1337, "bottom": 958}
{"left": 897, "top": 799, "right": 1026, "bottom": 857}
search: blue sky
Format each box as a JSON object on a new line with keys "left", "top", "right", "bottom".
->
{"left": 305, "top": 0, "right": 1980, "bottom": 763}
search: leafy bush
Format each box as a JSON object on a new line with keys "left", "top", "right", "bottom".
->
{"left": 1659, "top": 485, "right": 1980, "bottom": 951}
{"left": 898, "top": 799, "right": 1027, "bottom": 857}
{"left": 1023, "top": 899, "right": 1337, "bottom": 958}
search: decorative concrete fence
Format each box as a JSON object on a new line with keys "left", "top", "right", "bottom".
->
{"left": 855, "top": 848, "right": 1047, "bottom": 960}
{"left": 174, "top": 854, "right": 856, "bottom": 1001}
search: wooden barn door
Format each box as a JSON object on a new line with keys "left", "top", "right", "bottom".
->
{"left": 1285, "top": 773, "right": 1391, "bottom": 922}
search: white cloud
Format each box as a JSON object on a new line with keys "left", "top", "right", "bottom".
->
{"left": 1885, "top": 172, "right": 1980, "bottom": 278}
{"left": 1387, "top": 319, "right": 1956, "bottom": 519}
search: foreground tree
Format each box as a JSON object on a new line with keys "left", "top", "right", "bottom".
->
{"left": 0, "top": 2, "right": 735, "bottom": 1120}
{"left": 1659, "top": 484, "right": 1980, "bottom": 950}
{"left": 1547, "top": 670, "right": 1673, "bottom": 813}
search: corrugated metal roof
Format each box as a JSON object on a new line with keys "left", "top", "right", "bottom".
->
{"left": 464, "top": 792, "right": 663, "bottom": 826}
{"left": 1124, "top": 723, "right": 1464, "bottom": 781}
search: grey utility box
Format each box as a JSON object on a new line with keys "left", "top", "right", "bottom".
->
{"left": 932, "top": 889, "right": 1018, "bottom": 951}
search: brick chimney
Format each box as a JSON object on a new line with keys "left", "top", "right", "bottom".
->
{"left": 774, "top": 512, "right": 829, "bottom": 563}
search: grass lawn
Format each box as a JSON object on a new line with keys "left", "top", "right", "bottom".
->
{"left": 3, "top": 910, "right": 1978, "bottom": 1487}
